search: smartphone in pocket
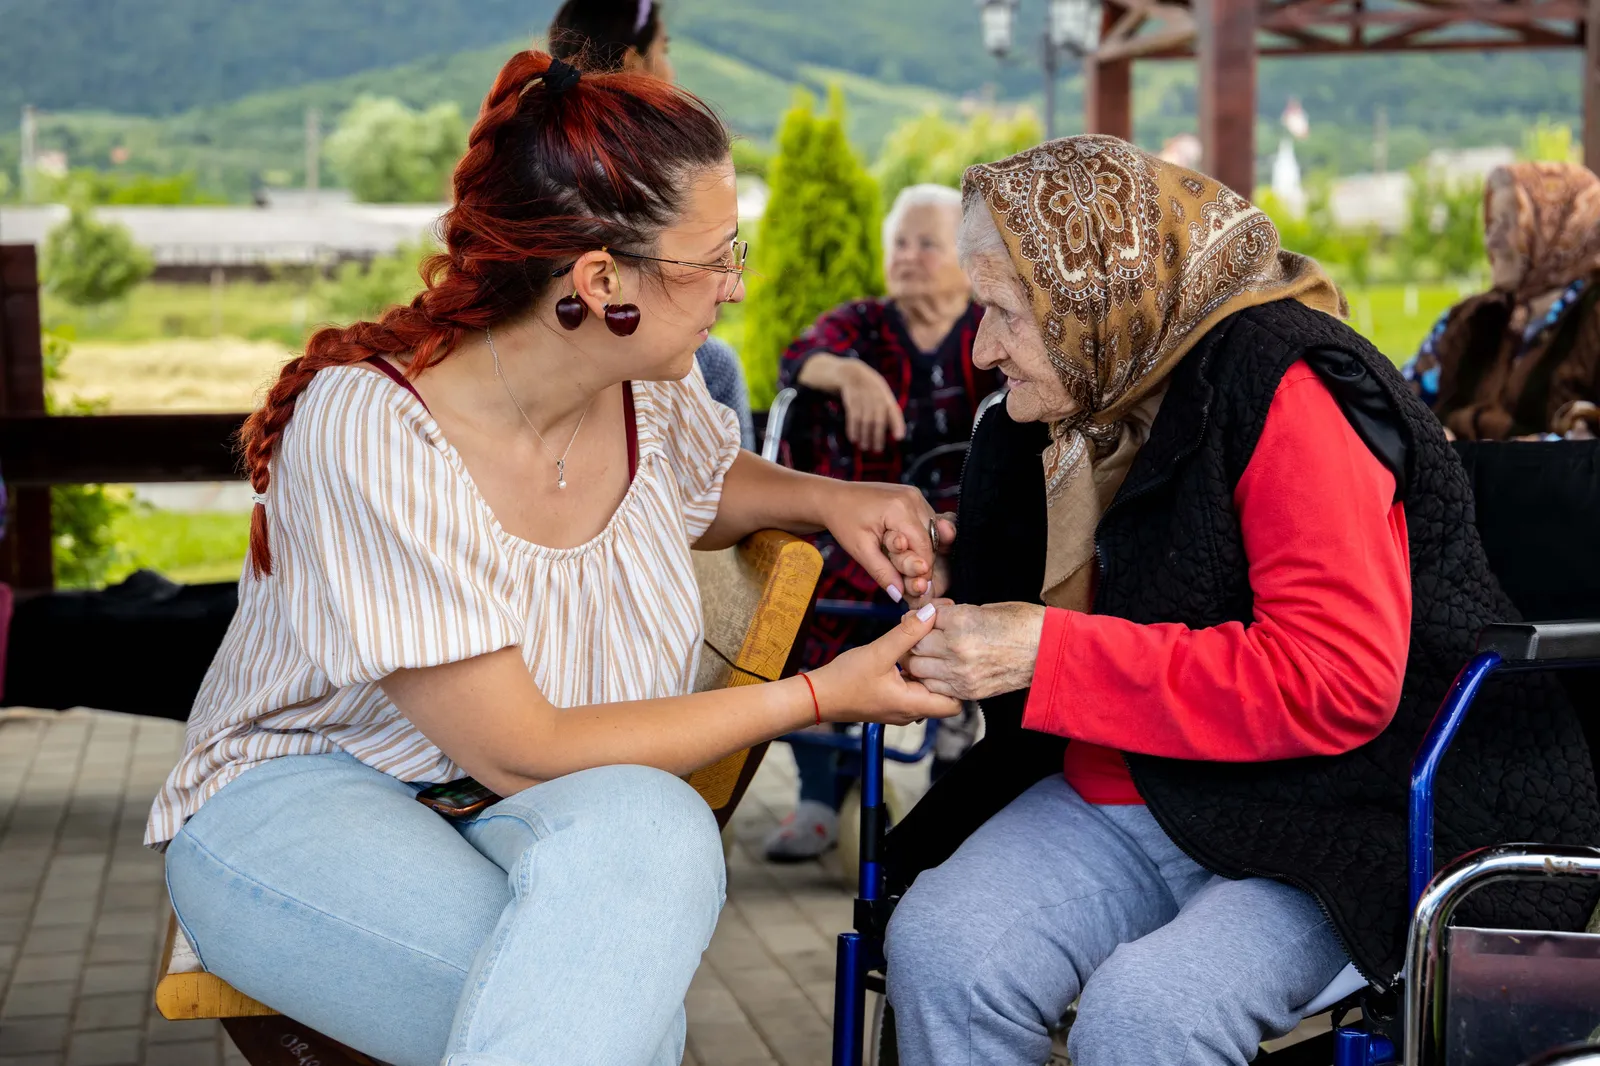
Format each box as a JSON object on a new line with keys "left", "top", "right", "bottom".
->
{"left": 415, "top": 778, "right": 500, "bottom": 819}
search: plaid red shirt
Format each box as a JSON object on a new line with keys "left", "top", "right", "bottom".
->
{"left": 778, "top": 298, "right": 1001, "bottom": 669}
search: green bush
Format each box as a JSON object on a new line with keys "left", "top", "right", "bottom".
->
{"left": 325, "top": 96, "right": 466, "bottom": 203}
{"left": 320, "top": 241, "right": 431, "bottom": 324}
{"left": 40, "top": 329, "right": 130, "bottom": 587}
{"left": 742, "top": 88, "right": 882, "bottom": 409}
{"left": 35, "top": 169, "right": 223, "bottom": 205}
{"left": 40, "top": 203, "right": 154, "bottom": 308}
{"left": 1398, "top": 166, "right": 1484, "bottom": 284}
{"left": 872, "top": 108, "right": 1042, "bottom": 207}
{"left": 1522, "top": 120, "right": 1579, "bottom": 164}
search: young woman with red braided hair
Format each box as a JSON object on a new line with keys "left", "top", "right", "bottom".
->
{"left": 145, "top": 52, "right": 956, "bottom": 1066}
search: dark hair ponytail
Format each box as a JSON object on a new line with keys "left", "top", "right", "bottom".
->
{"left": 549, "top": 0, "right": 661, "bottom": 73}
{"left": 240, "top": 47, "right": 728, "bottom": 577}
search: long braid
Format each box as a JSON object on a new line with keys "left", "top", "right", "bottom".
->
{"left": 241, "top": 47, "right": 728, "bottom": 577}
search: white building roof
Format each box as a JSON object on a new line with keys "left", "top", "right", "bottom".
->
{"left": 0, "top": 202, "right": 447, "bottom": 267}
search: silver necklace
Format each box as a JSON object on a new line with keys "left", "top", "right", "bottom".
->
{"left": 486, "top": 330, "right": 593, "bottom": 489}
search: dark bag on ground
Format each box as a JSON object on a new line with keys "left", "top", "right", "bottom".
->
{"left": 4, "top": 570, "right": 237, "bottom": 720}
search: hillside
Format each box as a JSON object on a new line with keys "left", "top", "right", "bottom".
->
{"left": 0, "top": 0, "right": 1585, "bottom": 198}
{"left": 4, "top": 36, "right": 961, "bottom": 200}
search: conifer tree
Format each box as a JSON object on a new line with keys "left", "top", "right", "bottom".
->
{"left": 741, "top": 87, "right": 882, "bottom": 409}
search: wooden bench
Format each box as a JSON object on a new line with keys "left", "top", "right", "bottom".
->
{"left": 154, "top": 529, "right": 822, "bottom": 1066}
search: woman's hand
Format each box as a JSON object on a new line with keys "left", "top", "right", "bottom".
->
{"left": 810, "top": 605, "right": 963, "bottom": 725}
{"left": 820, "top": 481, "right": 940, "bottom": 603}
{"left": 903, "top": 601, "right": 1046, "bottom": 701}
{"left": 838, "top": 361, "right": 908, "bottom": 453}
{"left": 797, "top": 354, "right": 906, "bottom": 453}
{"left": 883, "top": 512, "right": 956, "bottom": 607}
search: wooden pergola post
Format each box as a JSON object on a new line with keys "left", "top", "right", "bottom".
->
{"left": 0, "top": 245, "right": 55, "bottom": 591}
{"left": 1195, "top": 0, "right": 1258, "bottom": 195}
{"left": 1587, "top": 0, "right": 1600, "bottom": 172}
{"left": 1087, "top": 3, "right": 1134, "bottom": 140}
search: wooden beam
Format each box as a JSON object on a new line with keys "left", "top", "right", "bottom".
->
{"left": 1088, "top": 3, "right": 1135, "bottom": 139}
{"left": 1588, "top": 0, "right": 1600, "bottom": 172}
{"left": 0, "top": 246, "right": 53, "bottom": 591}
{"left": 0, "top": 413, "right": 246, "bottom": 486}
{"left": 1197, "top": 0, "right": 1258, "bottom": 194}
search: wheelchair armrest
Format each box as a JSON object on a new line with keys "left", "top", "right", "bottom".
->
{"left": 761, "top": 387, "right": 798, "bottom": 464}
{"left": 1477, "top": 621, "right": 1600, "bottom": 665}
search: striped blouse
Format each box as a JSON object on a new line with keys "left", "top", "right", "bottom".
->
{"left": 145, "top": 363, "right": 741, "bottom": 848}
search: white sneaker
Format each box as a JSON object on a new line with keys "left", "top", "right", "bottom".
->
{"left": 763, "top": 799, "right": 840, "bottom": 862}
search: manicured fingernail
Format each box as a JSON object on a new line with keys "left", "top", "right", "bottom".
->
{"left": 887, "top": 585, "right": 902, "bottom": 603}
{"left": 917, "top": 604, "right": 936, "bottom": 622}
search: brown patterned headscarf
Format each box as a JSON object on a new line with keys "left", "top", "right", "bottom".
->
{"left": 962, "top": 136, "right": 1343, "bottom": 609}
{"left": 1484, "top": 161, "right": 1600, "bottom": 301}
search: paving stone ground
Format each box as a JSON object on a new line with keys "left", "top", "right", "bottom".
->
{"left": 0, "top": 708, "right": 936, "bottom": 1066}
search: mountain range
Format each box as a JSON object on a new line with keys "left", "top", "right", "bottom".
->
{"left": 0, "top": 0, "right": 1584, "bottom": 198}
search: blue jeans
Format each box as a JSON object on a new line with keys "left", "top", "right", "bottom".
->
{"left": 165, "top": 752, "right": 726, "bottom": 1066}
{"left": 885, "top": 776, "right": 1349, "bottom": 1066}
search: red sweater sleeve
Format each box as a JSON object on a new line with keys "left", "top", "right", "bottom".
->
{"left": 1022, "top": 361, "right": 1412, "bottom": 761}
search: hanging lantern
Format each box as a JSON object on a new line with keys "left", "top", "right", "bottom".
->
{"left": 978, "top": 0, "right": 1019, "bottom": 57}
{"left": 1049, "top": 0, "right": 1103, "bottom": 55}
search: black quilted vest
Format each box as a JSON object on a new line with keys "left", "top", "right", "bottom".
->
{"left": 885, "top": 299, "right": 1600, "bottom": 987}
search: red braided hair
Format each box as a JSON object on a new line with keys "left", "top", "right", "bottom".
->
{"left": 240, "top": 49, "right": 730, "bottom": 577}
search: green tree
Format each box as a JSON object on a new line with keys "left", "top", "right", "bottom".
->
{"left": 873, "top": 108, "right": 1043, "bottom": 207}
{"left": 39, "top": 203, "right": 154, "bottom": 307}
{"left": 1522, "top": 120, "right": 1579, "bottom": 164}
{"left": 320, "top": 240, "right": 432, "bottom": 323}
{"left": 325, "top": 96, "right": 466, "bottom": 203}
{"left": 1399, "top": 167, "right": 1485, "bottom": 283}
{"left": 742, "top": 88, "right": 883, "bottom": 409}
{"left": 41, "top": 329, "right": 129, "bottom": 587}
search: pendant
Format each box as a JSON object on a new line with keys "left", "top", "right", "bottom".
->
{"left": 556, "top": 458, "right": 567, "bottom": 490}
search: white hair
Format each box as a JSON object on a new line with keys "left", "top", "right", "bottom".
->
{"left": 882, "top": 183, "right": 962, "bottom": 273}
{"left": 956, "top": 185, "right": 1008, "bottom": 265}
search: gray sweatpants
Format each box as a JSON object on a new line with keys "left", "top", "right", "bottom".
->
{"left": 884, "top": 776, "right": 1350, "bottom": 1066}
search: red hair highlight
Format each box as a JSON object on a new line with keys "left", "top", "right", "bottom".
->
{"left": 240, "top": 49, "right": 729, "bottom": 577}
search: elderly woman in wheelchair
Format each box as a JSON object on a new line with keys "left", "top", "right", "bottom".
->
{"left": 868, "top": 137, "right": 1600, "bottom": 1066}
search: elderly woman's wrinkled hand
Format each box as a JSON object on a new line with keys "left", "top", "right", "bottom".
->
{"left": 902, "top": 600, "right": 1046, "bottom": 702}
{"left": 881, "top": 512, "right": 956, "bottom": 607}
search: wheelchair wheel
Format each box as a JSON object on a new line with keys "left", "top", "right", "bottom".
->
{"left": 869, "top": 994, "right": 898, "bottom": 1066}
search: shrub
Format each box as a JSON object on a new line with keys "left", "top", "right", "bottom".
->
{"left": 872, "top": 109, "right": 1043, "bottom": 207}
{"left": 40, "top": 203, "right": 154, "bottom": 308}
{"left": 741, "top": 88, "right": 882, "bottom": 409}
{"left": 325, "top": 96, "right": 466, "bottom": 203}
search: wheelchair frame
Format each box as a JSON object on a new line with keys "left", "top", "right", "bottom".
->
{"left": 832, "top": 620, "right": 1600, "bottom": 1066}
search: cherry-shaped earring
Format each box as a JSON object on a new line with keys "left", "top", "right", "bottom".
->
{"left": 555, "top": 285, "right": 587, "bottom": 331}
{"left": 602, "top": 261, "right": 641, "bottom": 336}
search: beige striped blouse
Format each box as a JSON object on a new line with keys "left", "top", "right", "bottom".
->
{"left": 145, "top": 363, "right": 740, "bottom": 848}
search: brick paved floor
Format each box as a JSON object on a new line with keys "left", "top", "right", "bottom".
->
{"left": 0, "top": 709, "right": 934, "bottom": 1066}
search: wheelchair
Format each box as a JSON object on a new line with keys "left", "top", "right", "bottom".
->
{"left": 830, "top": 438, "right": 1600, "bottom": 1066}
{"left": 761, "top": 387, "right": 1009, "bottom": 781}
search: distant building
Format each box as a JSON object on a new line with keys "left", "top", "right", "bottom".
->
{"left": 1327, "top": 145, "right": 1516, "bottom": 234}
{"left": 0, "top": 201, "right": 446, "bottom": 281}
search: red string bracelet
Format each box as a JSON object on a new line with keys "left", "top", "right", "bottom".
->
{"left": 798, "top": 672, "right": 822, "bottom": 726}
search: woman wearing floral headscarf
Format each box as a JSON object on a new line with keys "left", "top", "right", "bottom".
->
{"left": 1405, "top": 161, "right": 1600, "bottom": 440}
{"left": 877, "top": 137, "right": 1599, "bottom": 1066}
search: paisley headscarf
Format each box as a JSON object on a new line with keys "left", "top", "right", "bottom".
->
{"left": 1484, "top": 161, "right": 1600, "bottom": 302}
{"left": 961, "top": 136, "right": 1344, "bottom": 609}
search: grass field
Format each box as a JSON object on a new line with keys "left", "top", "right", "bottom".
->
{"left": 105, "top": 505, "right": 251, "bottom": 586}
{"left": 54, "top": 278, "right": 1464, "bottom": 587}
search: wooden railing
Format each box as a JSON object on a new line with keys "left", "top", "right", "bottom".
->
{"left": 0, "top": 244, "right": 245, "bottom": 591}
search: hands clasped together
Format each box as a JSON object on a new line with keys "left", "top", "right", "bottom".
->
{"left": 806, "top": 487, "right": 1045, "bottom": 727}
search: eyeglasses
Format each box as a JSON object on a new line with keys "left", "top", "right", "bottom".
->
{"left": 552, "top": 240, "right": 749, "bottom": 301}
